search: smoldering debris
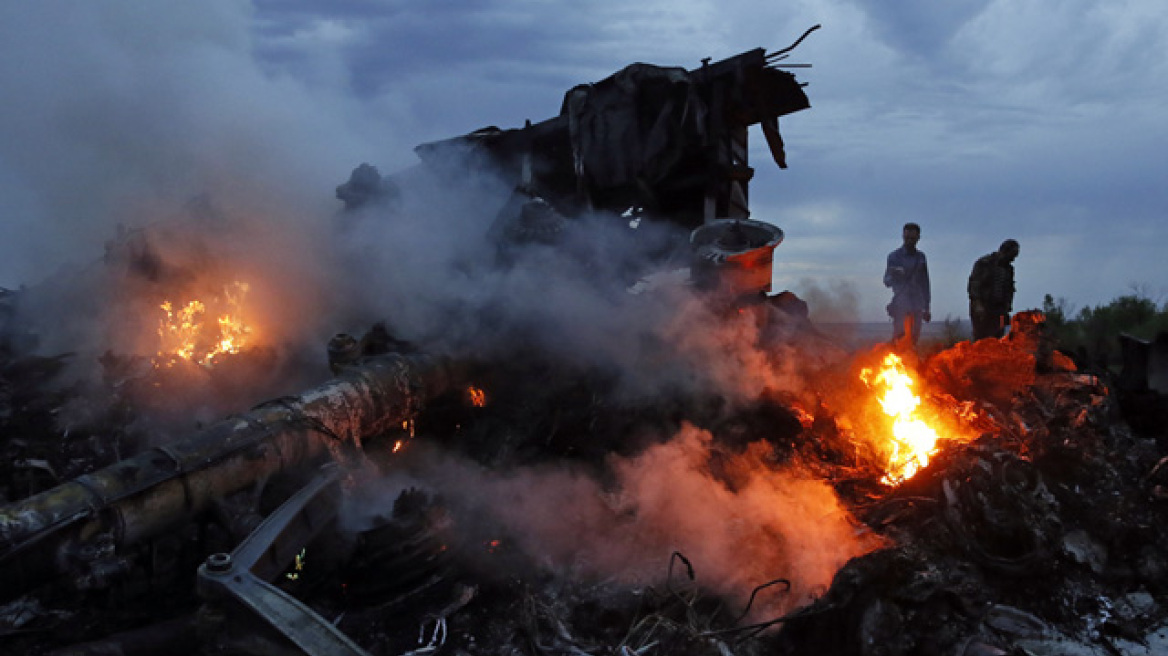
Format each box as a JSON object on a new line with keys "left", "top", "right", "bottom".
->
{"left": 384, "top": 424, "right": 882, "bottom": 618}
{"left": 775, "top": 351, "right": 1168, "bottom": 656}
{"left": 5, "top": 288, "right": 1168, "bottom": 655}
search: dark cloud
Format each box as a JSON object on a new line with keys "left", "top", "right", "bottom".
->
{"left": 2, "top": 0, "right": 1165, "bottom": 325}
{"left": 846, "top": 0, "right": 990, "bottom": 62}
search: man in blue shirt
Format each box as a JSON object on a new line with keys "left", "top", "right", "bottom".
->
{"left": 883, "top": 222, "right": 931, "bottom": 345}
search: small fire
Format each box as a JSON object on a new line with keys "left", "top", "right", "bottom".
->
{"left": 468, "top": 386, "right": 487, "bottom": 408}
{"left": 860, "top": 352, "right": 941, "bottom": 486}
{"left": 156, "top": 281, "right": 252, "bottom": 367}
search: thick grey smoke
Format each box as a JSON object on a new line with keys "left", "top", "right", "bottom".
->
{"left": 0, "top": 2, "right": 841, "bottom": 413}
{"left": 380, "top": 425, "right": 883, "bottom": 616}
{"left": 327, "top": 155, "right": 823, "bottom": 403}
{"left": 1, "top": 4, "right": 876, "bottom": 612}
{"left": 0, "top": 5, "right": 818, "bottom": 408}
{"left": 0, "top": 2, "right": 404, "bottom": 350}
{"left": 795, "top": 277, "right": 860, "bottom": 324}
{"left": 0, "top": 3, "right": 427, "bottom": 433}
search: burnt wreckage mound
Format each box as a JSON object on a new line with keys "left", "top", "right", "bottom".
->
{"left": 780, "top": 345, "right": 1168, "bottom": 655}
{"left": 3, "top": 295, "right": 1168, "bottom": 655}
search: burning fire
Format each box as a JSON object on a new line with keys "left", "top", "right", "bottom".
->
{"left": 468, "top": 386, "right": 487, "bottom": 407}
{"left": 156, "top": 281, "right": 252, "bottom": 367}
{"left": 859, "top": 353, "right": 941, "bottom": 486}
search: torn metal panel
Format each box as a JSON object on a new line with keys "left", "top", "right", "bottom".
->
{"left": 403, "top": 34, "right": 816, "bottom": 231}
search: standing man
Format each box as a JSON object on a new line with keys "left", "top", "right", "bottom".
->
{"left": 883, "top": 222, "right": 931, "bottom": 345}
{"left": 968, "top": 239, "right": 1020, "bottom": 340}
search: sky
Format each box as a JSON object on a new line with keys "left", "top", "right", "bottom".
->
{"left": 2, "top": 0, "right": 1166, "bottom": 324}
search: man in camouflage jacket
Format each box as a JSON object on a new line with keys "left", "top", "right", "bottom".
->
{"left": 968, "top": 239, "right": 1020, "bottom": 340}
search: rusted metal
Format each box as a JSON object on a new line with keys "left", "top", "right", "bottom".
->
{"left": 690, "top": 219, "right": 785, "bottom": 296}
{"left": 0, "top": 352, "right": 461, "bottom": 600}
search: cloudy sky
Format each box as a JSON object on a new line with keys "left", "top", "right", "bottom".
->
{"left": 2, "top": 0, "right": 1166, "bottom": 323}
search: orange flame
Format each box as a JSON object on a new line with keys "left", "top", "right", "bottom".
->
{"left": 859, "top": 353, "right": 941, "bottom": 486}
{"left": 156, "top": 281, "right": 252, "bottom": 367}
{"left": 158, "top": 299, "right": 204, "bottom": 362}
{"left": 468, "top": 386, "right": 487, "bottom": 407}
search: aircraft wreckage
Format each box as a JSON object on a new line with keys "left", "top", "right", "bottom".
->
{"left": 4, "top": 26, "right": 1168, "bottom": 656}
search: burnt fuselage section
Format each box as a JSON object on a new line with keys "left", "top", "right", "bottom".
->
{"left": 339, "top": 42, "right": 814, "bottom": 234}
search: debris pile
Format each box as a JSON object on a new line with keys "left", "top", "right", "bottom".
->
{"left": 778, "top": 328, "right": 1168, "bottom": 655}
{"left": 3, "top": 289, "right": 1168, "bottom": 655}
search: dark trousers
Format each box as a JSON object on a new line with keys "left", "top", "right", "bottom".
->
{"left": 971, "top": 309, "right": 1007, "bottom": 341}
{"left": 892, "top": 311, "right": 923, "bottom": 345}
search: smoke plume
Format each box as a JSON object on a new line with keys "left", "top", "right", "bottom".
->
{"left": 2, "top": 4, "right": 878, "bottom": 622}
{"left": 388, "top": 424, "right": 883, "bottom": 617}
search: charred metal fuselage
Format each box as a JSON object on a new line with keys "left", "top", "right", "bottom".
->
{"left": 339, "top": 30, "right": 817, "bottom": 234}
{"left": 416, "top": 45, "right": 811, "bottom": 230}
{"left": 0, "top": 352, "right": 460, "bottom": 601}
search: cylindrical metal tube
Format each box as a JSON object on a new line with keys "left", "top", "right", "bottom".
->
{"left": 0, "top": 352, "right": 458, "bottom": 597}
